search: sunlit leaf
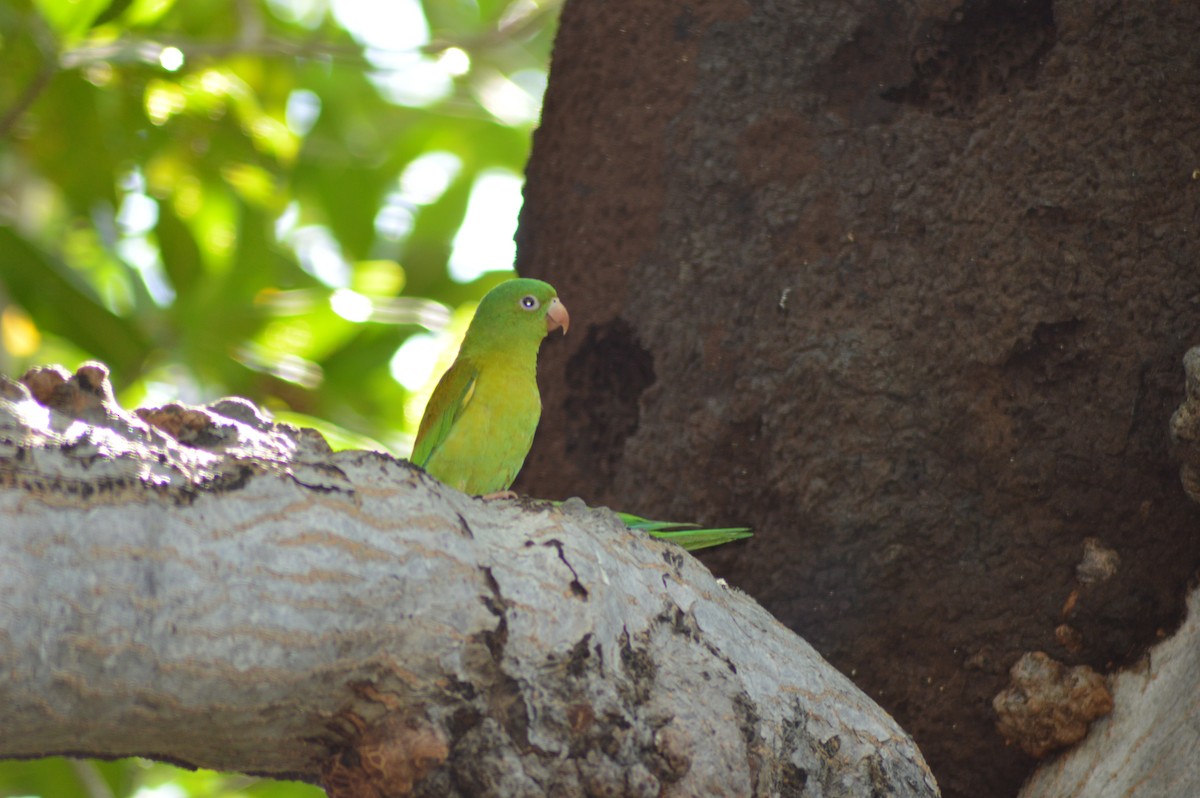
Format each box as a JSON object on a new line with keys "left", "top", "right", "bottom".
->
{"left": 110, "top": 0, "right": 178, "bottom": 27}
{"left": 144, "top": 77, "right": 186, "bottom": 125}
{"left": 221, "top": 161, "right": 284, "bottom": 209}
{"left": 245, "top": 113, "right": 299, "bottom": 163}
{"left": 350, "top": 259, "right": 405, "bottom": 295}
{"left": 32, "top": 0, "right": 111, "bottom": 38}
{"left": 91, "top": 0, "right": 137, "bottom": 28}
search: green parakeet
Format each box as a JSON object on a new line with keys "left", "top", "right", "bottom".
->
{"left": 412, "top": 278, "right": 568, "bottom": 497}
{"left": 412, "top": 278, "right": 751, "bottom": 551}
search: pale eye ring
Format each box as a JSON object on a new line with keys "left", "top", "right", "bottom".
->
{"left": 520, "top": 295, "right": 540, "bottom": 310}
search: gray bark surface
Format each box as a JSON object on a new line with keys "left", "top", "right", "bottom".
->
{"left": 0, "top": 365, "right": 938, "bottom": 797}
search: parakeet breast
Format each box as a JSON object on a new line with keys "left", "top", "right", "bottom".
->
{"left": 421, "top": 355, "right": 542, "bottom": 495}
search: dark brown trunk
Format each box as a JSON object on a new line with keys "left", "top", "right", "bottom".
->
{"left": 516, "top": 2, "right": 1200, "bottom": 796}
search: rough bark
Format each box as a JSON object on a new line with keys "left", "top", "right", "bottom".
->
{"left": 0, "top": 364, "right": 939, "bottom": 798}
{"left": 516, "top": 2, "right": 1200, "bottom": 797}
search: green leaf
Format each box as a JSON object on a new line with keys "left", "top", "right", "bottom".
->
{"left": 90, "top": 0, "right": 137, "bottom": 28}
{"left": 32, "top": 0, "right": 111, "bottom": 38}
{"left": 114, "top": 0, "right": 177, "bottom": 28}
{"left": 154, "top": 200, "right": 203, "bottom": 297}
{"left": 21, "top": 73, "right": 126, "bottom": 214}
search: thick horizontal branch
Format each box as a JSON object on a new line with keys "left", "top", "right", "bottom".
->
{"left": 0, "top": 364, "right": 938, "bottom": 797}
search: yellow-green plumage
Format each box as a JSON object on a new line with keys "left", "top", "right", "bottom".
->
{"left": 411, "top": 279, "right": 567, "bottom": 495}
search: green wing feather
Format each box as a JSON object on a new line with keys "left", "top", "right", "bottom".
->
{"left": 411, "top": 358, "right": 478, "bottom": 469}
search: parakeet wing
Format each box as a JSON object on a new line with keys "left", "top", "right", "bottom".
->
{"left": 411, "top": 358, "right": 478, "bottom": 469}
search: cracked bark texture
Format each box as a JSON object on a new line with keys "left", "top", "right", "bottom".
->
{"left": 515, "top": 1, "right": 1200, "bottom": 796}
{"left": 0, "top": 365, "right": 939, "bottom": 798}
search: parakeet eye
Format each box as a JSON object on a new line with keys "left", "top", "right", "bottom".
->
{"left": 520, "top": 295, "right": 540, "bottom": 310}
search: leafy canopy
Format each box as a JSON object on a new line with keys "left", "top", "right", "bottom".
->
{"left": 0, "top": 0, "right": 558, "bottom": 454}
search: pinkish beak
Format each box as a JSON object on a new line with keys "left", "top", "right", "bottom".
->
{"left": 546, "top": 298, "right": 569, "bottom": 335}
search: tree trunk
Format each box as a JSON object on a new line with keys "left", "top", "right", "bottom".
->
{"left": 516, "top": 2, "right": 1200, "bottom": 796}
{"left": 0, "top": 364, "right": 938, "bottom": 798}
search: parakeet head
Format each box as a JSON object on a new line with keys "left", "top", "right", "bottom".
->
{"left": 461, "top": 279, "right": 569, "bottom": 354}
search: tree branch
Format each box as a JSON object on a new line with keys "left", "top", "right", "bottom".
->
{"left": 57, "top": 35, "right": 368, "bottom": 70}
{"left": 0, "top": 363, "right": 939, "bottom": 797}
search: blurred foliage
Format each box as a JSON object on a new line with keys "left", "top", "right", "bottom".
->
{"left": 0, "top": 0, "right": 558, "bottom": 794}
{"left": 0, "top": 0, "right": 559, "bottom": 455}
{"left": 0, "top": 757, "right": 324, "bottom": 798}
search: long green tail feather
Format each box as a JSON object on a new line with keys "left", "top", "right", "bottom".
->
{"left": 613, "top": 511, "right": 753, "bottom": 551}
{"left": 542, "top": 500, "right": 752, "bottom": 550}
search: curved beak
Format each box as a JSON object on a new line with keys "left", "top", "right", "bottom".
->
{"left": 546, "top": 298, "right": 569, "bottom": 335}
